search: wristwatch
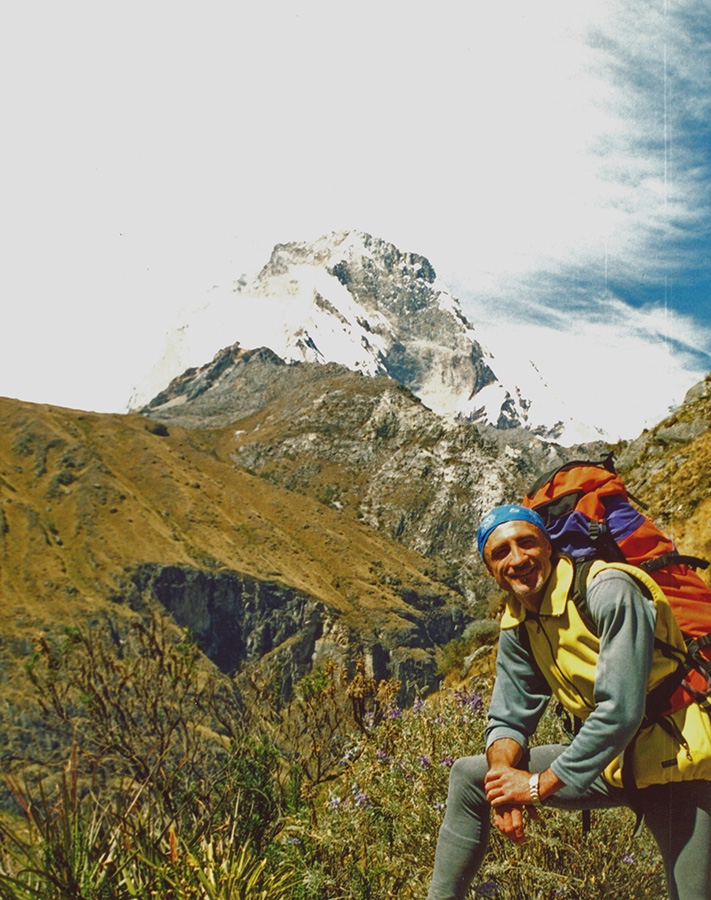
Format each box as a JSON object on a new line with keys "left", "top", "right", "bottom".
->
{"left": 529, "top": 772, "right": 543, "bottom": 809}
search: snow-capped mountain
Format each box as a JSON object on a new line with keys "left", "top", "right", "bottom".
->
{"left": 130, "top": 231, "right": 608, "bottom": 444}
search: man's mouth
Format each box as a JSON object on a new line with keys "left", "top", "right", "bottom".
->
{"left": 510, "top": 564, "right": 537, "bottom": 583}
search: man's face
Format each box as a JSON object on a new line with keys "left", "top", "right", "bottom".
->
{"left": 483, "top": 520, "right": 553, "bottom": 612}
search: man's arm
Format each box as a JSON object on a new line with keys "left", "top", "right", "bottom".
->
{"left": 483, "top": 630, "right": 562, "bottom": 844}
{"left": 485, "top": 627, "right": 551, "bottom": 750}
{"left": 547, "top": 569, "right": 656, "bottom": 791}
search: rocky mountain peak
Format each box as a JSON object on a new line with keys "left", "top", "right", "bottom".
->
{"left": 232, "top": 230, "right": 516, "bottom": 421}
{"left": 132, "top": 231, "right": 606, "bottom": 444}
{"left": 256, "top": 231, "right": 438, "bottom": 310}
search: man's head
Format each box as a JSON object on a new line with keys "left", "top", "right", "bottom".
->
{"left": 477, "top": 505, "right": 553, "bottom": 611}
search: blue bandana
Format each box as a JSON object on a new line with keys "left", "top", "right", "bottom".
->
{"left": 476, "top": 504, "right": 548, "bottom": 556}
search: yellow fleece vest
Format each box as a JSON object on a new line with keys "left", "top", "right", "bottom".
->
{"left": 500, "top": 557, "right": 711, "bottom": 789}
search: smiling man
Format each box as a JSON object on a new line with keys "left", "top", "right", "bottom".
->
{"left": 426, "top": 504, "right": 711, "bottom": 900}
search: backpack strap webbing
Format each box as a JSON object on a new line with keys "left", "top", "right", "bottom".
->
{"left": 640, "top": 552, "right": 710, "bottom": 573}
{"left": 570, "top": 559, "right": 596, "bottom": 634}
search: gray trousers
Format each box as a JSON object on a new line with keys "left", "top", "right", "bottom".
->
{"left": 426, "top": 745, "right": 711, "bottom": 900}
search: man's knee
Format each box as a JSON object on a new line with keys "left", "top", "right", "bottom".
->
{"left": 447, "top": 755, "right": 489, "bottom": 812}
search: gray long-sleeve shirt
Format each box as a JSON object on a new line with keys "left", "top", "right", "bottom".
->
{"left": 485, "top": 568, "right": 657, "bottom": 792}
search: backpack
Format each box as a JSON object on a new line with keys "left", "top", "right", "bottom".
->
{"left": 522, "top": 455, "right": 711, "bottom": 818}
{"left": 522, "top": 453, "right": 711, "bottom": 664}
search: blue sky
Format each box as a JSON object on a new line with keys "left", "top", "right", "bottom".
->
{"left": 1, "top": 0, "right": 710, "bottom": 439}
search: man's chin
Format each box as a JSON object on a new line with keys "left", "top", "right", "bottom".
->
{"left": 508, "top": 578, "right": 545, "bottom": 606}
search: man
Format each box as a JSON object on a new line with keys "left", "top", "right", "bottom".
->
{"left": 426, "top": 504, "right": 711, "bottom": 900}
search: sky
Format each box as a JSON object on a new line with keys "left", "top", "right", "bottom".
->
{"left": 2, "top": 0, "right": 710, "bottom": 440}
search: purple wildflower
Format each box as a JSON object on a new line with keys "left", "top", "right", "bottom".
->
{"left": 454, "top": 689, "right": 483, "bottom": 713}
{"left": 354, "top": 791, "right": 371, "bottom": 808}
{"left": 418, "top": 754, "right": 431, "bottom": 770}
{"left": 350, "top": 783, "right": 371, "bottom": 807}
{"left": 622, "top": 853, "right": 636, "bottom": 864}
{"left": 387, "top": 705, "right": 402, "bottom": 719}
{"left": 440, "top": 755, "right": 455, "bottom": 768}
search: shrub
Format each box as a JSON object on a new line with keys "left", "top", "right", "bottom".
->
{"left": 435, "top": 619, "right": 498, "bottom": 678}
{"left": 276, "top": 679, "right": 665, "bottom": 900}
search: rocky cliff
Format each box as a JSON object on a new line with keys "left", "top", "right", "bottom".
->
{"left": 618, "top": 373, "right": 711, "bottom": 559}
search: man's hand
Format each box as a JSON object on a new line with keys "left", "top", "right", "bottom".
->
{"left": 485, "top": 764, "right": 536, "bottom": 808}
{"left": 491, "top": 802, "right": 537, "bottom": 845}
{"left": 484, "top": 739, "right": 565, "bottom": 844}
{"left": 485, "top": 764, "right": 540, "bottom": 844}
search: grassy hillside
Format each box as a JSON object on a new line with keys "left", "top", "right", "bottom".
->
{"left": 0, "top": 396, "right": 469, "bottom": 715}
{"left": 0, "top": 397, "right": 437, "bottom": 604}
{"left": 2, "top": 370, "right": 709, "bottom": 897}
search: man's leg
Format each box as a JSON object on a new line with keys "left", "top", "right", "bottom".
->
{"left": 426, "top": 745, "right": 627, "bottom": 900}
{"left": 426, "top": 754, "right": 491, "bottom": 900}
{"left": 637, "top": 780, "right": 711, "bottom": 900}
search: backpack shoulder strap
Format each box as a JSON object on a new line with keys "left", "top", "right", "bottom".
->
{"left": 569, "top": 558, "right": 597, "bottom": 635}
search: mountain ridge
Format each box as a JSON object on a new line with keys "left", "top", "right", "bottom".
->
{"left": 140, "top": 343, "right": 614, "bottom": 606}
{"left": 2, "top": 363, "right": 711, "bottom": 801}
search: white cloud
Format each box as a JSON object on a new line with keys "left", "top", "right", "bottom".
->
{"left": 468, "top": 291, "right": 711, "bottom": 439}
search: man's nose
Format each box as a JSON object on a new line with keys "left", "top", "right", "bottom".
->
{"left": 509, "top": 544, "right": 527, "bottom": 566}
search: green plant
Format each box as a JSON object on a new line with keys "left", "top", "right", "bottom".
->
{"left": 0, "top": 748, "right": 136, "bottom": 900}
{"left": 186, "top": 838, "right": 297, "bottom": 900}
{"left": 436, "top": 620, "right": 499, "bottom": 678}
{"left": 3, "top": 613, "right": 292, "bottom": 899}
{"left": 276, "top": 682, "right": 666, "bottom": 900}
{"left": 21, "top": 614, "right": 285, "bottom": 858}
{"left": 462, "top": 620, "right": 499, "bottom": 647}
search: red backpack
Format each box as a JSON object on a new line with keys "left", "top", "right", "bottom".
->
{"left": 522, "top": 454, "right": 711, "bottom": 717}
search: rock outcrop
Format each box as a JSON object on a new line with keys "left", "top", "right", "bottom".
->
{"left": 128, "top": 564, "right": 463, "bottom": 702}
